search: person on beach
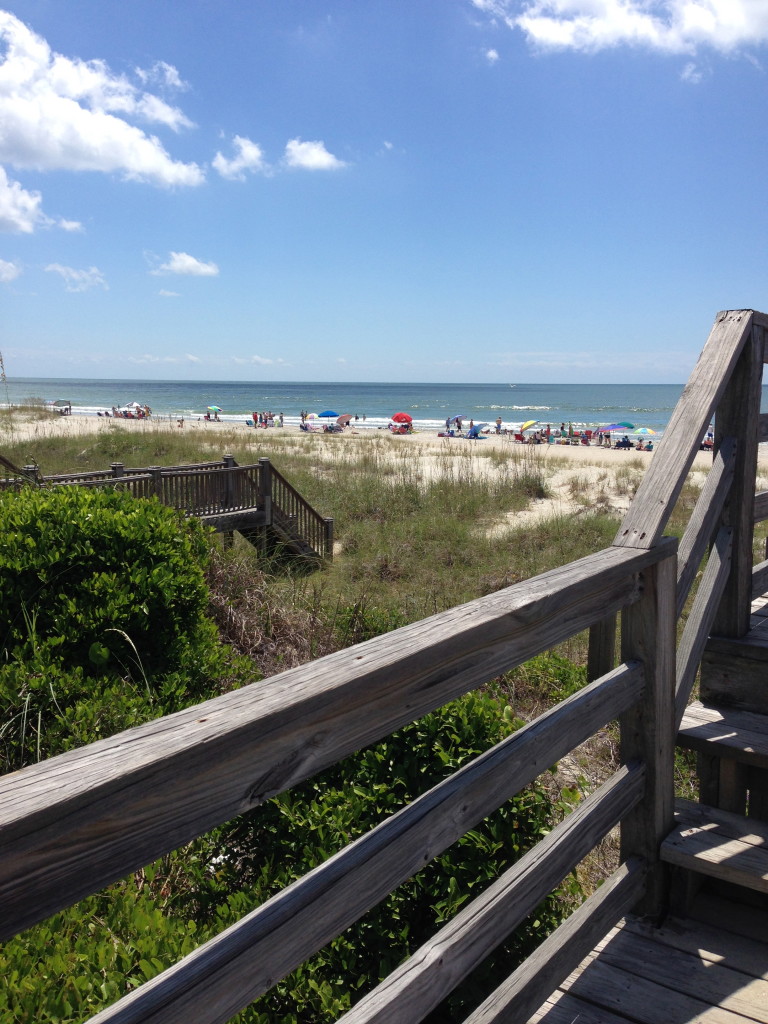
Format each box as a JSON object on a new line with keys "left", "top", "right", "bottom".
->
{"left": 495, "top": 416, "right": 502, "bottom": 434}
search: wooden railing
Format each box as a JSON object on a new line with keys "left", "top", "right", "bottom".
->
{"left": 1, "top": 455, "right": 333, "bottom": 559}
{"left": 263, "top": 456, "right": 335, "bottom": 557}
{"left": 1, "top": 309, "right": 766, "bottom": 1022}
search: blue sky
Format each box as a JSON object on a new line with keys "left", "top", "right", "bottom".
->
{"left": 2, "top": 0, "right": 768, "bottom": 384}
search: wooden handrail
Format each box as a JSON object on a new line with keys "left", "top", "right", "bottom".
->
{"left": 3, "top": 309, "right": 768, "bottom": 1022}
{"left": 614, "top": 309, "right": 754, "bottom": 550}
{"left": 0, "top": 541, "right": 671, "bottom": 942}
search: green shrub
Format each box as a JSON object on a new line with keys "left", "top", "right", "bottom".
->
{"left": 0, "top": 486, "right": 210, "bottom": 675}
{"left": 0, "top": 486, "right": 255, "bottom": 768}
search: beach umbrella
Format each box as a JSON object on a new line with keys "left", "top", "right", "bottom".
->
{"left": 602, "top": 423, "right": 628, "bottom": 432}
{"left": 337, "top": 413, "right": 353, "bottom": 424}
{"left": 635, "top": 427, "right": 656, "bottom": 435}
{"left": 521, "top": 420, "right": 538, "bottom": 431}
{"left": 306, "top": 412, "right": 317, "bottom": 419}
{"left": 207, "top": 405, "right": 222, "bottom": 412}
{"left": 318, "top": 410, "right": 338, "bottom": 418}
{"left": 475, "top": 422, "right": 490, "bottom": 431}
{"left": 449, "top": 413, "right": 466, "bottom": 422}
{"left": 391, "top": 412, "right": 412, "bottom": 423}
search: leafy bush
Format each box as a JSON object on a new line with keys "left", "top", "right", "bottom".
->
{"left": 0, "top": 693, "right": 569, "bottom": 1024}
{"left": 0, "top": 486, "right": 210, "bottom": 674}
{"left": 0, "top": 486, "right": 254, "bottom": 768}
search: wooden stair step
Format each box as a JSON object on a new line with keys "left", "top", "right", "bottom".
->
{"left": 678, "top": 700, "right": 768, "bottom": 769}
{"left": 661, "top": 799, "right": 768, "bottom": 893}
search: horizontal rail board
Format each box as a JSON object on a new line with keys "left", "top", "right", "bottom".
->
{"left": 0, "top": 541, "right": 672, "bottom": 940}
{"left": 464, "top": 859, "right": 645, "bottom": 1024}
{"left": 755, "top": 490, "right": 768, "bottom": 523}
{"left": 88, "top": 672, "right": 645, "bottom": 1024}
{"left": 338, "top": 765, "right": 644, "bottom": 1024}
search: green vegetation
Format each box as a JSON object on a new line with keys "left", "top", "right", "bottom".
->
{"left": 0, "top": 429, "right": 667, "bottom": 1022}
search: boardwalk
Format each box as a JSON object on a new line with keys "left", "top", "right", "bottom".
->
{"left": 2, "top": 309, "right": 768, "bottom": 1023}
{"left": 532, "top": 895, "right": 768, "bottom": 1023}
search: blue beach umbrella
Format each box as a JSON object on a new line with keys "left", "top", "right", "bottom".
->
{"left": 318, "top": 410, "right": 339, "bottom": 418}
{"left": 449, "top": 413, "right": 466, "bottom": 422}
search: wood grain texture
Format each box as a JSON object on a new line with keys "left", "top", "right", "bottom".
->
{"left": 614, "top": 310, "right": 754, "bottom": 550}
{"left": 86, "top": 666, "right": 645, "bottom": 1024}
{"left": 711, "top": 322, "right": 764, "bottom": 637}
{"left": 463, "top": 860, "right": 644, "bottom": 1024}
{"left": 676, "top": 436, "right": 736, "bottom": 617}
{"left": 675, "top": 526, "right": 733, "bottom": 727}
{"left": 338, "top": 765, "right": 644, "bottom": 1024}
{"left": 0, "top": 542, "right": 669, "bottom": 942}
{"left": 661, "top": 799, "right": 768, "bottom": 892}
{"left": 619, "top": 552, "right": 677, "bottom": 914}
{"left": 754, "top": 490, "right": 768, "bottom": 523}
{"left": 678, "top": 701, "right": 768, "bottom": 768}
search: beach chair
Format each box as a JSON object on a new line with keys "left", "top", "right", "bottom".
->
{"left": 514, "top": 432, "right": 525, "bottom": 443}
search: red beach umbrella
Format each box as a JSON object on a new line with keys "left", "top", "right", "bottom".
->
{"left": 391, "top": 412, "right": 413, "bottom": 423}
{"left": 337, "top": 413, "right": 353, "bottom": 424}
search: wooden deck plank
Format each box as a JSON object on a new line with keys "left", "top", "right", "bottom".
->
{"left": 690, "top": 892, "right": 768, "bottom": 947}
{"left": 678, "top": 702, "right": 768, "bottom": 769}
{"left": 589, "top": 922, "right": 768, "bottom": 1021}
{"left": 528, "top": 902, "right": 768, "bottom": 1024}
{"left": 623, "top": 915, "right": 768, "bottom": 983}
{"left": 559, "top": 956, "right": 754, "bottom": 1023}
{"left": 661, "top": 801, "right": 768, "bottom": 892}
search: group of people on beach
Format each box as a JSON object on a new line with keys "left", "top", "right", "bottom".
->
{"left": 250, "top": 411, "right": 283, "bottom": 428}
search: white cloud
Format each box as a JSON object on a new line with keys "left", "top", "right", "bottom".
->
{"left": 158, "top": 288, "right": 180, "bottom": 297}
{"left": 152, "top": 251, "right": 219, "bottom": 276}
{"left": 45, "top": 263, "right": 107, "bottom": 292}
{"left": 0, "top": 165, "right": 44, "bottom": 232}
{"left": 471, "top": 0, "right": 768, "bottom": 54}
{"left": 57, "top": 217, "right": 82, "bottom": 231}
{"left": 681, "top": 60, "right": 704, "bottom": 81}
{"left": 486, "top": 47, "right": 501, "bottom": 62}
{"left": 186, "top": 353, "right": 200, "bottom": 362}
{"left": 213, "top": 135, "right": 268, "bottom": 180}
{"left": 284, "top": 138, "right": 347, "bottom": 170}
{"left": 0, "top": 11, "right": 203, "bottom": 187}
{"left": 0, "top": 257, "right": 20, "bottom": 281}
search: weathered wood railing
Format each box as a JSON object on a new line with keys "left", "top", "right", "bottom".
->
{"left": 2, "top": 309, "right": 768, "bottom": 1021}
{"left": 0, "top": 540, "right": 676, "bottom": 1023}
{"left": 589, "top": 309, "right": 767, "bottom": 723}
{"left": 1, "top": 455, "right": 334, "bottom": 559}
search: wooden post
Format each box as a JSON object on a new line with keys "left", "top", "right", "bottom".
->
{"left": 587, "top": 613, "right": 616, "bottom": 681}
{"left": 711, "top": 319, "right": 763, "bottom": 637}
{"left": 619, "top": 539, "right": 677, "bottom": 918}
{"left": 149, "top": 466, "right": 163, "bottom": 499}
{"left": 22, "top": 464, "right": 39, "bottom": 485}
{"left": 223, "top": 454, "right": 236, "bottom": 509}
{"left": 324, "top": 518, "right": 334, "bottom": 560}
{"left": 259, "top": 458, "right": 272, "bottom": 524}
{"left": 110, "top": 462, "right": 125, "bottom": 478}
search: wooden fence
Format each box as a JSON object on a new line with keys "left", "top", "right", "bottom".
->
{"left": 3, "top": 455, "right": 334, "bottom": 559}
{"left": 1, "top": 309, "right": 767, "bottom": 1022}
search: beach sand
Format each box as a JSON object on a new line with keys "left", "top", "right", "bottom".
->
{"left": 5, "top": 411, "right": 762, "bottom": 532}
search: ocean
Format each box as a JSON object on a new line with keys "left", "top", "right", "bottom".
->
{"left": 0, "top": 377, "right": 746, "bottom": 436}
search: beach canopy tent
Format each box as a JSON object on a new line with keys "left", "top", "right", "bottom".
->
{"left": 391, "top": 412, "right": 412, "bottom": 423}
{"left": 319, "top": 410, "right": 338, "bottom": 418}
